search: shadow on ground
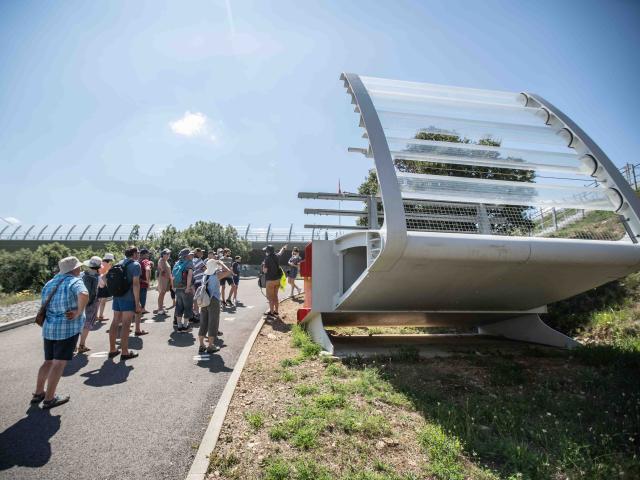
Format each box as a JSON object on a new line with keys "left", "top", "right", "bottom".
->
{"left": 344, "top": 344, "right": 640, "bottom": 479}
{"left": 0, "top": 406, "right": 60, "bottom": 471}
{"left": 81, "top": 359, "right": 134, "bottom": 387}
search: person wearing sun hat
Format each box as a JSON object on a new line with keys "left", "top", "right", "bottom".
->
{"left": 197, "top": 258, "right": 232, "bottom": 354}
{"left": 76, "top": 256, "right": 102, "bottom": 354}
{"left": 32, "top": 256, "right": 89, "bottom": 409}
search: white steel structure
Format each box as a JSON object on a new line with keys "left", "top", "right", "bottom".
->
{"left": 301, "top": 73, "right": 640, "bottom": 352}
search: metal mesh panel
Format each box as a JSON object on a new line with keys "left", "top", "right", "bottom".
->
{"left": 401, "top": 200, "right": 625, "bottom": 241}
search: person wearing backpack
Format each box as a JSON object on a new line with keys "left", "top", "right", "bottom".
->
{"left": 107, "top": 246, "right": 142, "bottom": 360}
{"left": 262, "top": 244, "right": 286, "bottom": 317}
{"left": 76, "top": 256, "right": 102, "bottom": 354}
{"left": 172, "top": 248, "right": 194, "bottom": 332}
{"left": 196, "top": 258, "right": 232, "bottom": 354}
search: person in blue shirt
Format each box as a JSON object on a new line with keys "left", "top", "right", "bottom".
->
{"left": 197, "top": 259, "right": 231, "bottom": 354}
{"left": 32, "top": 256, "right": 89, "bottom": 409}
{"left": 108, "top": 246, "right": 142, "bottom": 360}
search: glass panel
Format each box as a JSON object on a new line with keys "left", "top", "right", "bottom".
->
{"left": 386, "top": 136, "right": 589, "bottom": 175}
{"left": 396, "top": 172, "right": 619, "bottom": 211}
{"left": 377, "top": 110, "right": 568, "bottom": 149}
{"left": 361, "top": 75, "right": 522, "bottom": 107}
{"left": 368, "top": 90, "right": 541, "bottom": 127}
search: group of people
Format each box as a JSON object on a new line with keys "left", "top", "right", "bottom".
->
{"left": 31, "top": 245, "right": 244, "bottom": 409}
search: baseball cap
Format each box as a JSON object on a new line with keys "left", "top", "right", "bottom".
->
{"left": 139, "top": 248, "right": 150, "bottom": 255}
{"left": 83, "top": 256, "right": 102, "bottom": 269}
{"left": 103, "top": 253, "right": 115, "bottom": 261}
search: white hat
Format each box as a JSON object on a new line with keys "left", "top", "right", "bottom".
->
{"left": 103, "top": 253, "right": 115, "bottom": 261}
{"left": 59, "top": 256, "right": 82, "bottom": 274}
{"left": 83, "top": 256, "right": 102, "bottom": 268}
{"left": 204, "top": 259, "right": 220, "bottom": 276}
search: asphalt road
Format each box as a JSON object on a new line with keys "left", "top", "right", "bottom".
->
{"left": 0, "top": 280, "right": 267, "bottom": 480}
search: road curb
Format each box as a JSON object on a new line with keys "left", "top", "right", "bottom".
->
{"left": 185, "top": 314, "right": 267, "bottom": 480}
{"left": 0, "top": 315, "right": 36, "bottom": 333}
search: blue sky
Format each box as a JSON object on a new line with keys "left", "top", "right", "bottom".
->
{"left": 1, "top": 0, "right": 639, "bottom": 230}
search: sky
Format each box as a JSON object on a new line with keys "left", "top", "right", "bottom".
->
{"left": 1, "top": 0, "right": 639, "bottom": 232}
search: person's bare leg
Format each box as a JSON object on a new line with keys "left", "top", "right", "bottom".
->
{"left": 44, "top": 360, "right": 67, "bottom": 401}
{"left": 79, "top": 327, "right": 90, "bottom": 348}
{"left": 98, "top": 298, "right": 106, "bottom": 319}
{"left": 109, "top": 311, "right": 122, "bottom": 353}
{"left": 221, "top": 284, "right": 226, "bottom": 304}
{"left": 273, "top": 285, "right": 280, "bottom": 314}
{"left": 134, "top": 312, "right": 142, "bottom": 332}
{"left": 35, "top": 360, "right": 53, "bottom": 395}
{"left": 120, "top": 312, "right": 133, "bottom": 355}
{"left": 157, "top": 289, "right": 165, "bottom": 312}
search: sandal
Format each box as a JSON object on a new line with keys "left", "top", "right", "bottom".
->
{"left": 206, "top": 345, "right": 220, "bottom": 354}
{"left": 108, "top": 350, "right": 121, "bottom": 358}
{"left": 76, "top": 345, "right": 91, "bottom": 354}
{"left": 31, "top": 392, "right": 45, "bottom": 404}
{"left": 121, "top": 352, "right": 139, "bottom": 360}
{"left": 134, "top": 330, "right": 149, "bottom": 336}
{"left": 198, "top": 345, "right": 206, "bottom": 354}
{"left": 43, "top": 394, "right": 70, "bottom": 409}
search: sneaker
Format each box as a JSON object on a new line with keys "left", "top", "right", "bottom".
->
{"left": 43, "top": 394, "right": 70, "bottom": 409}
{"left": 206, "top": 345, "right": 220, "bottom": 354}
{"left": 198, "top": 345, "right": 206, "bottom": 354}
{"left": 158, "top": 309, "right": 166, "bottom": 315}
{"left": 30, "top": 392, "right": 45, "bottom": 404}
{"left": 217, "top": 330, "right": 223, "bottom": 336}
{"left": 173, "top": 317, "right": 178, "bottom": 326}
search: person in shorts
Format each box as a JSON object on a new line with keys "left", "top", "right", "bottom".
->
{"left": 220, "top": 248, "right": 234, "bottom": 307}
{"left": 97, "top": 253, "right": 114, "bottom": 321}
{"left": 172, "top": 248, "right": 194, "bottom": 332}
{"left": 230, "top": 256, "right": 241, "bottom": 306}
{"left": 262, "top": 244, "right": 286, "bottom": 317}
{"left": 287, "top": 247, "right": 303, "bottom": 297}
{"left": 77, "top": 256, "right": 102, "bottom": 354}
{"left": 32, "top": 256, "right": 89, "bottom": 409}
{"left": 108, "top": 246, "right": 141, "bottom": 360}
{"left": 133, "top": 248, "right": 153, "bottom": 336}
{"left": 155, "top": 248, "right": 172, "bottom": 315}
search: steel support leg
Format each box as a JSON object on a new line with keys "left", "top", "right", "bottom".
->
{"left": 303, "top": 312, "right": 334, "bottom": 354}
{"left": 478, "top": 314, "right": 579, "bottom": 349}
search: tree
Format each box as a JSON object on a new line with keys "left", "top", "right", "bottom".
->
{"left": 357, "top": 130, "right": 536, "bottom": 234}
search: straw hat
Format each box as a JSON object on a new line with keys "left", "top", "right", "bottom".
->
{"left": 59, "top": 256, "right": 82, "bottom": 274}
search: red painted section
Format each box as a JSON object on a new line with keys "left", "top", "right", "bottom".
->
{"left": 297, "top": 242, "right": 313, "bottom": 323}
{"left": 299, "top": 242, "right": 312, "bottom": 277}
{"left": 297, "top": 308, "right": 311, "bottom": 323}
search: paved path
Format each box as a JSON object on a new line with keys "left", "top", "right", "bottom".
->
{"left": 0, "top": 281, "right": 266, "bottom": 480}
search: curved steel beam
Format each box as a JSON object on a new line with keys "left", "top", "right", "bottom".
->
{"left": 22, "top": 225, "right": 35, "bottom": 240}
{"left": 0, "top": 225, "right": 11, "bottom": 238}
{"left": 50, "top": 225, "right": 63, "bottom": 240}
{"left": 341, "top": 73, "right": 407, "bottom": 271}
{"left": 9, "top": 225, "right": 22, "bottom": 240}
{"left": 111, "top": 224, "right": 123, "bottom": 241}
{"left": 65, "top": 225, "right": 77, "bottom": 241}
{"left": 36, "top": 225, "right": 49, "bottom": 240}
{"left": 79, "top": 224, "right": 91, "bottom": 240}
{"left": 145, "top": 224, "right": 155, "bottom": 240}
{"left": 525, "top": 93, "right": 640, "bottom": 243}
{"left": 95, "top": 224, "right": 107, "bottom": 240}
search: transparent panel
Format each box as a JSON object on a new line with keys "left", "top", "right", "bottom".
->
{"left": 368, "top": 90, "right": 542, "bottom": 127}
{"left": 386, "top": 136, "right": 590, "bottom": 174}
{"left": 397, "top": 172, "right": 619, "bottom": 211}
{"left": 361, "top": 75, "right": 522, "bottom": 107}
{"left": 377, "top": 110, "right": 568, "bottom": 149}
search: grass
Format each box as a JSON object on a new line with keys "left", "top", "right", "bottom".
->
{"left": 214, "top": 298, "right": 640, "bottom": 479}
{"left": 244, "top": 411, "right": 265, "bottom": 431}
{"left": 0, "top": 290, "right": 38, "bottom": 307}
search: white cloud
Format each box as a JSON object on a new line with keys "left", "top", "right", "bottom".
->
{"left": 169, "top": 111, "right": 217, "bottom": 142}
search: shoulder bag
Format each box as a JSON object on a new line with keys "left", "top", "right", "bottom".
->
{"left": 35, "top": 278, "right": 65, "bottom": 327}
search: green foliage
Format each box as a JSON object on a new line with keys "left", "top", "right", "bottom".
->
{"left": 263, "top": 457, "right": 292, "bottom": 480}
{"left": 245, "top": 411, "right": 265, "bottom": 431}
{"left": 418, "top": 424, "right": 465, "bottom": 480}
{"left": 291, "top": 324, "right": 322, "bottom": 359}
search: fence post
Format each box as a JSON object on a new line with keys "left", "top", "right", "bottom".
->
{"left": 551, "top": 208, "right": 558, "bottom": 231}
{"left": 633, "top": 164, "right": 638, "bottom": 190}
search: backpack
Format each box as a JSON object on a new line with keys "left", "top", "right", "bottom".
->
{"left": 194, "top": 275, "right": 211, "bottom": 308}
{"left": 106, "top": 259, "right": 132, "bottom": 297}
{"left": 172, "top": 260, "right": 190, "bottom": 288}
{"left": 82, "top": 272, "right": 99, "bottom": 306}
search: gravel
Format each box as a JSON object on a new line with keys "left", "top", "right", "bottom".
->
{"left": 0, "top": 300, "right": 40, "bottom": 324}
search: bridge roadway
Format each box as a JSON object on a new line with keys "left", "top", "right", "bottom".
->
{"left": 0, "top": 282, "right": 265, "bottom": 480}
